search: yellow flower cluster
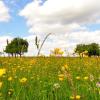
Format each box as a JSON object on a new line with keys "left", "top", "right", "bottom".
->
{"left": 70, "top": 95, "right": 81, "bottom": 100}
{"left": 0, "top": 68, "right": 6, "bottom": 77}
{"left": 76, "top": 76, "right": 89, "bottom": 80}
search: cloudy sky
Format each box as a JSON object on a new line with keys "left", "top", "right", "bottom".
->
{"left": 0, "top": 0, "right": 100, "bottom": 56}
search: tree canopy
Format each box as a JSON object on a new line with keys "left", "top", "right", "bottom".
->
{"left": 75, "top": 43, "right": 100, "bottom": 57}
{"left": 5, "top": 38, "right": 28, "bottom": 57}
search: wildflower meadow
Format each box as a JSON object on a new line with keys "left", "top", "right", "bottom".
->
{"left": 0, "top": 57, "right": 99, "bottom": 100}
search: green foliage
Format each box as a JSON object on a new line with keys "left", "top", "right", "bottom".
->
{"left": 5, "top": 38, "right": 28, "bottom": 57}
{"left": 88, "top": 43, "right": 100, "bottom": 56}
{"left": 75, "top": 43, "right": 100, "bottom": 56}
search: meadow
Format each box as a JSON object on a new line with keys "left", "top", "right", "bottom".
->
{"left": 0, "top": 57, "right": 100, "bottom": 100}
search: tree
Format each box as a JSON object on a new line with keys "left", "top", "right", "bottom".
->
{"left": 75, "top": 43, "right": 100, "bottom": 57}
{"left": 50, "top": 48, "right": 64, "bottom": 57}
{"left": 5, "top": 38, "right": 28, "bottom": 57}
{"left": 88, "top": 43, "right": 100, "bottom": 56}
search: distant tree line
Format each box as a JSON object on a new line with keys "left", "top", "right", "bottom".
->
{"left": 2, "top": 36, "right": 100, "bottom": 57}
{"left": 75, "top": 43, "right": 100, "bottom": 57}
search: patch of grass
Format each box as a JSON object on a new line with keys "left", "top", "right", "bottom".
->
{"left": 0, "top": 57, "right": 99, "bottom": 100}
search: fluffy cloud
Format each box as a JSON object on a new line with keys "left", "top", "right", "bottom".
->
{"left": 0, "top": 36, "right": 12, "bottom": 56}
{"left": 19, "top": 0, "right": 100, "bottom": 34}
{"left": 0, "top": 1, "right": 10, "bottom": 22}
{"left": 18, "top": 0, "right": 100, "bottom": 56}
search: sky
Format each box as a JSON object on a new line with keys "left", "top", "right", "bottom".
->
{"left": 0, "top": 0, "right": 100, "bottom": 56}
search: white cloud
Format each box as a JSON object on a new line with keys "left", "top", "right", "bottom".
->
{"left": 0, "top": 36, "right": 12, "bottom": 53}
{"left": 19, "top": 0, "right": 100, "bottom": 34}
{"left": 18, "top": 0, "right": 100, "bottom": 56}
{"left": 0, "top": 1, "right": 10, "bottom": 22}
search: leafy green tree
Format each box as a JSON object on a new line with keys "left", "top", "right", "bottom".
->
{"left": 88, "top": 43, "right": 100, "bottom": 56}
{"left": 75, "top": 43, "right": 100, "bottom": 57}
{"left": 5, "top": 38, "right": 28, "bottom": 57}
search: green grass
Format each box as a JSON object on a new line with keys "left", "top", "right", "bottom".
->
{"left": 0, "top": 57, "right": 100, "bottom": 100}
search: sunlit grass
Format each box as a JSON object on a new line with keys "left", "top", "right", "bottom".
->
{"left": 0, "top": 57, "right": 100, "bottom": 100}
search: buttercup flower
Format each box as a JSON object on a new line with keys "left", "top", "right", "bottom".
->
{"left": 76, "top": 95, "right": 81, "bottom": 99}
{"left": 76, "top": 76, "right": 80, "bottom": 80}
{"left": 0, "top": 68, "right": 6, "bottom": 77}
{"left": 84, "top": 76, "right": 88, "bottom": 80}
{"left": 8, "top": 77, "right": 13, "bottom": 81}
{"left": 20, "top": 77, "right": 27, "bottom": 84}
{"left": 58, "top": 74, "right": 64, "bottom": 81}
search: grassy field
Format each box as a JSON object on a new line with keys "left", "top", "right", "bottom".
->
{"left": 0, "top": 57, "right": 100, "bottom": 100}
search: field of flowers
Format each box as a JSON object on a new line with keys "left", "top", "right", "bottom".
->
{"left": 0, "top": 57, "right": 100, "bottom": 100}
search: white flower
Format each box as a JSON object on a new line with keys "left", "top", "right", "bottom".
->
{"left": 96, "top": 82, "right": 100, "bottom": 88}
{"left": 89, "top": 74, "right": 94, "bottom": 81}
{"left": 53, "top": 83, "right": 60, "bottom": 89}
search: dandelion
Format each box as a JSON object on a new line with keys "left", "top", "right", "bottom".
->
{"left": 20, "top": 77, "right": 27, "bottom": 84}
{"left": 0, "top": 68, "right": 6, "bottom": 77}
{"left": 64, "top": 64, "right": 68, "bottom": 69}
{"left": 8, "top": 77, "right": 13, "bottom": 81}
{"left": 58, "top": 74, "right": 64, "bottom": 81}
{"left": 76, "top": 76, "right": 80, "bottom": 80}
{"left": 59, "top": 77, "right": 64, "bottom": 81}
{"left": 84, "top": 76, "right": 88, "bottom": 80}
{"left": 58, "top": 74, "right": 64, "bottom": 78}
{"left": 76, "top": 95, "right": 81, "bottom": 99}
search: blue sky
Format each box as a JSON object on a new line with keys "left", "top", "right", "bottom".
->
{"left": 0, "top": 0, "right": 47, "bottom": 37}
{"left": 0, "top": 0, "right": 33, "bottom": 37}
{"left": 0, "top": 0, "right": 100, "bottom": 56}
{"left": 0, "top": 0, "right": 100, "bottom": 37}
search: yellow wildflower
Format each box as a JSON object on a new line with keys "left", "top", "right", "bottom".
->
{"left": 84, "top": 76, "right": 88, "bottom": 80}
{"left": 8, "top": 77, "right": 13, "bottom": 81}
{"left": 0, "top": 68, "right": 6, "bottom": 77}
{"left": 76, "top": 95, "right": 81, "bottom": 99}
{"left": 59, "top": 77, "right": 64, "bottom": 81}
{"left": 70, "top": 96, "right": 74, "bottom": 99}
{"left": 58, "top": 74, "right": 64, "bottom": 78}
{"left": 20, "top": 77, "right": 27, "bottom": 83}
{"left": 76, "top": 76, "right": 80, "bottom": 80}
{"left": 64, "top": 64, "right": 68, "bottom": 69}
{"left": 58, "top": 74, "right": 64, "bottom": 81}
{"left": 61, "top": 67, "right": 65, "bottom": 71}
